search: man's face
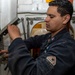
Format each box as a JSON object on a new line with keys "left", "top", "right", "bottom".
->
{"left": 45, "top": 6, "right": 67, "bottom": 33}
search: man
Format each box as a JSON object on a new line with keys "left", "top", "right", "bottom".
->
{"left": 1, "top": 0, "right": 75, "bottom": 75}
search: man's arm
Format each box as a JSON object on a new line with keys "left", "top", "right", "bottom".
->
{"left": 8, "top": 37, "right": 75, "bottom": 75}
{"left": 8, "top": 38, "right": 54, "bottom": 75}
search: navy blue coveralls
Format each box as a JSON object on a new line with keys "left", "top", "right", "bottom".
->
{"left": 8, "top": 28, "right": 75, "bottom": 75}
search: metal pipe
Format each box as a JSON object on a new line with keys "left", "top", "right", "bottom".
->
{"left": 21, "top": 17, "right": 26, "bottom": 39}
{"left": 26, "top": 18, "right": 30, "bottom": 38}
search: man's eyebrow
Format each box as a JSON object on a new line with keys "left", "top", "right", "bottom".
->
{"left": 46, "top": 13, "right": 55, "bottom": 17}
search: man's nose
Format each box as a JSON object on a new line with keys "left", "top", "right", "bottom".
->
{"left": 45, "top": 16, "right": 50, "bottom": 22}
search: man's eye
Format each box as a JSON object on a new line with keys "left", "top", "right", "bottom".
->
{"left": 48, "top": 15, "right": 55, "bottom": 18}
{"left": 46, "top": 14, "right": 55, "bottom": 18}
{"left": 50, "top": 16, "right": 54, "bottom": 18}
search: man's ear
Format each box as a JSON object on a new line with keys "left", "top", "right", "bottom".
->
{"left": 63, "top": 14, "right": 70, "bottom": 24}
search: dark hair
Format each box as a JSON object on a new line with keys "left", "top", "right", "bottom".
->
{"left": 49, "top": 0, "right": 73, "bottom": 20}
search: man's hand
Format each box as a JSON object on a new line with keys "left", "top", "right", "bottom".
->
{"left": 7, "top": 25, "right": 21, "bottom": 40}
{"left": 0, "top": 50, "right": 8, "bottom": 58}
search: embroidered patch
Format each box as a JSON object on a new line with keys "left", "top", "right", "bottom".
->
{"left": 46, "top": 56, "right": 56, "bottom": 66}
